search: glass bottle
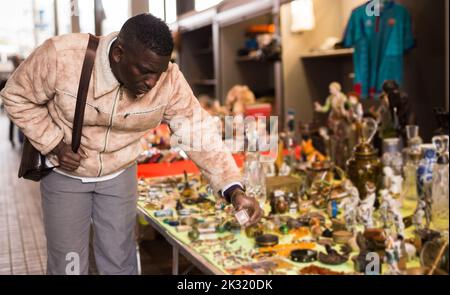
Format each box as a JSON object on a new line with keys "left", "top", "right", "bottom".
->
{"left": 431, "top": 135, "right": 449, "bottom": 234}
{"left": 285, "top": 110, "right": 297, "bottom": 168}
{"left": 243, "top": 120, "right": 266, "bottom": 208}
{"left": 243, "top": 151, "right": 266, "bottom": 209}
{"left": 382, "top": 138, "right": 403, "bottom": 176}
{"left": 402, "top": 128, "right": 423, "bottom": 210}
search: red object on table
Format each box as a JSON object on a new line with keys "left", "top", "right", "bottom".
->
{"left": 137, "top": 147, "right": 302, "bottom": 178}
{"left": 244, "top": 103, "right": 272, "bottom": 119}
{"left": 137, "top": 154, "right": 245, "bottom": 178}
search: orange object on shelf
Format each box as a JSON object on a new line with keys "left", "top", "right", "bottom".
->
{"left": 137, "top": 154, "right": 245, "bottom": 178}
{"left": 137, "top": 147, "right": 303, "bottom": 179}
{"left": 247, "top": 24, "right": 275, "bottom": 34}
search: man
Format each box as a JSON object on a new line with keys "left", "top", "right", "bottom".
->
{"left": 1, "top": 14, "right": 262, "bottom": 275}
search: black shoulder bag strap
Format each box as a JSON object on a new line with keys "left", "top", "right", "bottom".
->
{"left": 72, "top": 33, "right": 100, "bottom": 152}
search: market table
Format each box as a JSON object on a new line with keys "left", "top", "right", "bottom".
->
{"left": 137, "top": 204, "right": 224, "bottom": 275}
{"left": 136, "top": 178, "right": 422, "bottom": 275}
{"left": 137, "top": 155, "right": 244, "bottom": 275}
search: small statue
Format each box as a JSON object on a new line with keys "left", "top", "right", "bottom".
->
{"left": 383, "top": 166, "right": 403, "bottom": 196}
{"left": 300, "top": 139, "right": 326, "bottom": 163}
{"left": 379, "top": 189, "right": 405, "bottom": 236}
{"left": 278, "top": 162, "right": 291, "bottom": 176}
{"left": 413, "top": 199, "right": 426, "bottom": 230}
{"left": 180, "top": 171, "right": 194, "bottom": 199}
{"left": 384, "top": 235, "right": 402, "bottom": 275}
{"left": 357, "top": 182, "right": 376, "bottom": 229}
{"left": 344, "top": 92, "right": 364, "bottom": 149}
{"left": 371, "top": 80, "right": 417, "bottom": 141}
{"left": 345, "top": 92, "right": 364, "bottom": 124}
{"left": 315, "top": 82, "right": 349, "bottom": 167}
{"left": 315, "top": 82, "right": 348, "bottom": 132}
{"left": 339, "top": 180, "right": 360, "bottom": 233}
{"left": 379, "top": 189, "right": 392, "bottom": 228}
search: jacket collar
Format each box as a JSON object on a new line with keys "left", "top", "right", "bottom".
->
{"left": 93, "top": 32, "right": 121, "bottom": 99}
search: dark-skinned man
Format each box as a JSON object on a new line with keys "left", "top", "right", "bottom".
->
{"left": 0, "top": 13, "right": 262, "bottom": 275}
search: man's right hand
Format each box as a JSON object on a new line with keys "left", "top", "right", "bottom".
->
{"left": 51, "top": 140, "right": 83, "bottom": 171}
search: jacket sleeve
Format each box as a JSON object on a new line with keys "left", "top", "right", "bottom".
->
{"left": 0, "top": 39, "right": 63, "bottom": 155}
{"left": 163, "top": 64, "right": 242, "bottom": 194}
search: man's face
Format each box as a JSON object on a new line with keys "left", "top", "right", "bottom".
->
{"left": 111, "top": 41, "right": 171, "bottom": 97}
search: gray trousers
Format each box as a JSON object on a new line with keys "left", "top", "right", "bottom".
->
{"left": 40, "top": 164, "right": 138, "bottom": 275}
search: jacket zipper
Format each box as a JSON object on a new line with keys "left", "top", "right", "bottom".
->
{"left": 98, "top": 86, "right": 122, "bottom": 177}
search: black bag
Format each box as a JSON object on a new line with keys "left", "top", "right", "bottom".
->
{"left": 18, "top": 34, "right": 100, "bottom": 181}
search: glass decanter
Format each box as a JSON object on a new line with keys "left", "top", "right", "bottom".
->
{"left": 402, "top": 126, "right": 423, "bottom": 209}
{"left": 243, "top": 121, "right": 267, "bottom": 209}
{"left": 431, "top": 135, "right": 449, "bottom": 234}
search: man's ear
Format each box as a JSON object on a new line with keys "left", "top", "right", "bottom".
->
{"left": 111, "top": 43, "right": 124, "bottom": 63}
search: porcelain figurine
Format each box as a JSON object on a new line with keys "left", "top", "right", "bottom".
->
{"left": 384, "top": 235, "right": 402, "bottom": 275}
{"left": 339, "top": 180, "right": 360, "bottom": 233}
{"left": 357, "top": 182, "right": 376, "bottom": 229}
{"left": 379, "top": 189, "right": 405, "bottom": 237}
{"left": 315, "top": 82, "right": 350, "bottom": 167}
{"left": 413, "top": 199, "right": 426, "bottom": 230}
{"left": 315, "top": 82, "right": 348, "bottom": 131}
{"left": 345, "top": 92, "right": 364, "bottom": 151}
{"left": 372, "top": 80, "right": 417, "bottom": 141}
{"left": 383, "top": 166, "right": 403, "bottom": 196}
{"left": 380, "top": 189, "right": 392, "bottom": 229}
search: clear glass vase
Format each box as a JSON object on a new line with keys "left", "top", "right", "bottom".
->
{"left": 431, "top": 135, "right": 449, "bottom": 234}
{"left": 243, "top": 151, "right": 267, "bottom": 209}
{"left": 382, "top": 138, "right": 403, "bottom": 175}
{"left": 402, "top": 126, "right": 423, "bottom": 208}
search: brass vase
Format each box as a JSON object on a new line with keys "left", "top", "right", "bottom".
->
{"left": 346, "top": 118, "right": 382, "bottom": 199}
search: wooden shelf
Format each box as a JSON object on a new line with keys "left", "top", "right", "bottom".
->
{"left": 301, "top": 48, "right": 354, "bottom": 59}
{"left": 235, "top": 56, "right": 278, "bottom": 63}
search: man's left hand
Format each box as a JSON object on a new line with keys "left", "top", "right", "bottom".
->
{"left": 230, "top": 188, "right": 264, "bottom": 226}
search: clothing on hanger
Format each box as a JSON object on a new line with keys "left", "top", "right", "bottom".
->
{"left": 343, "top": 1, "right": 414, "bottom": 99}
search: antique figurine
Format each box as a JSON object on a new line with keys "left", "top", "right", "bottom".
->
{"left": 357, "top": 182, "right": 376, "bottom": 229}
{"left": 339, "top": 180, "right": 360, "bottom": 233}
{"left": 372, "top": 80, "right": 417, "bottom": 141}
{"left": 379, "top": 189, "right": 391, "bottom": 229}
{"left": 413, "top": 199, "right": 426, "bottom": 230}
{"left": 315, "top": 82, "right": 348, "bottom": 132}
{"left": 383, "top": 166, "right": 403, "bottom": 196}
{"left": 344, "top": 92, "right": 364, "bottom": 149}
{"left": 379, "top": 189, "right": 405, "bottom": 237}
{"left": 315, "top": 82, "right": 350, "bottom": 167}
{"left": 300, "top": 138, "right": 326, "bottom": 163}
{"left": 384, "top": 235, "right": 403, "bottom": 275}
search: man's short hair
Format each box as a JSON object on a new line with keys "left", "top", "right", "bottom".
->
{"left": 118, "top": 13, "right": 174, "bottom": 56}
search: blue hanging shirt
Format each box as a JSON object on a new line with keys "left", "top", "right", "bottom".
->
{"left": 343, "top": 1, "right": 415, "bottom": 98}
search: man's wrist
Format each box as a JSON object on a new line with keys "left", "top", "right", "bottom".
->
{"left": 223, "top": 184, "right": 244, "bottom": 204}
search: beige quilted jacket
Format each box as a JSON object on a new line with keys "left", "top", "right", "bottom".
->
{"left": 0, "top": 32, "right": 241, "bottom": 193}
